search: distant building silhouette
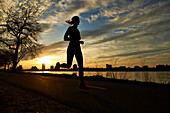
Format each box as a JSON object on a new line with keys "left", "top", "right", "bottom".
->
{"left": 119, "top": 66, "right": 126, "bottom": 70}
{"left": 156, "top": 64, "right": 170, "bottom": 71}
{"left": 106, "top": 64, "right": 112, "bottom": 69}
{"left": 134, "top": 66, "right": 141, "bottom": 69}
{"left": 31, "top": 66, "right": 38, "bottom": 70}
{"left": 166, "top": 65, "right": 170, "bottom": 70}
{"left": 42, "top": 63, "right": 45, "bottom": 70}
{"left": 81, "top": 64, "right": 170, "bottom": 71}
{"left": 50, "top": 65, "right": 54, "bottom": 70}
{"left": 55, "top": 62, "right": 60, "bottom": 70}
{"left": 73, "top": 64, "right": 78, "bottom": 70}
{"left": 142, "top": 65, "right": 149, "bottom": 70}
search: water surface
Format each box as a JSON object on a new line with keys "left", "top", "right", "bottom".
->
{"left": 24, "top": 71, "right": 170, "bottom": 84}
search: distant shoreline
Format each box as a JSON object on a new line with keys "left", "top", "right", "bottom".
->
{"left": 21, "top": 70, "right": 170, "bottom": 72}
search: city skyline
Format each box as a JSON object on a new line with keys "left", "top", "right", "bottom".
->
{"left": 28, "top": 62, "right": 170, "bottom": 71}
{"left": 9, "top": 0, "right": 170, "bottom": 69}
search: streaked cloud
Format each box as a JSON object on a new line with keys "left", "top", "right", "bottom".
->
{"left": 98, "top": 47, "right": 170, "bottom": 59}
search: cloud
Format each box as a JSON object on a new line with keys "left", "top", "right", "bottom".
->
{"left": 38, "top": 0, "right": 116, "bottom": 25}
{"left": 35, "top": 0, "right": 170, "bottom": 43}
{"left": 39, "top": 0, "right": 88, "bottom": 25}
{"left": 98, "top": 47, "right": 170, "bottom": 59}
{"left": 43, "top": 41, "right": 67, "bottom": 50}
{"left": 81, "top": 1, "right": 170, "bottom": 46}
{"left": 87, "top": 18, "right": 170, "bottom": 46}
{"left": 37, "top": 41, "right": 67, "bottom": 57}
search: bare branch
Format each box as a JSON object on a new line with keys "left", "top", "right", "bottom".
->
{"left": 0, "top": 0, "right": 47, "bottom": 71}
{"left": 0, "top": 39, "right": 16, "bottom": 50}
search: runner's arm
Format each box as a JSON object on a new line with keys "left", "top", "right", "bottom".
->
{"left": 64, "top": 27, "right": 71, "bottom": 41}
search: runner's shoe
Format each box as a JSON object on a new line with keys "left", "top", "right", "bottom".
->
{"left": 79, "top": 82, "right": 90, "bottom": 90}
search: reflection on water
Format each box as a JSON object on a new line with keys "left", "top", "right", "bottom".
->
{"left": 24, "top": 71, "right": 170, "bottom": 84}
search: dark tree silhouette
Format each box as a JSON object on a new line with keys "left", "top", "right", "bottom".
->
{"left": 0, "top": 50, "right": 13, "bottom": 69}
{"left": 0, "top": 0, "right": 48, "bottom": 71}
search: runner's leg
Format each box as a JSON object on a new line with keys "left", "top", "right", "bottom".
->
{"left": 61, "top": 46, "right": 74, "bottom": 68}
{"left": 75, "top": 48, "right": 84, "bottom": 83}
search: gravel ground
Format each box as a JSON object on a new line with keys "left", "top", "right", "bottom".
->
{"left": 0, "top": 81, "right": 83, "bottom": 113}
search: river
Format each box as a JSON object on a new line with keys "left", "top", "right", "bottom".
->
{"left": 24, "top": 71, "right": 170, "bottom": 84}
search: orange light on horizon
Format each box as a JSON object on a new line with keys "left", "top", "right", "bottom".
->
{"left": 39, "top": 56, "right": 51, "bottom": 66}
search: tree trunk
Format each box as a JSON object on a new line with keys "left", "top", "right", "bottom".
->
{"left": 12, "top": 41, "right": 20, "bottom": 72}
{"left": 4, "top": 63, "right": 6, "bottom": 70}
{"left": 12, "top": 52, "right": 18, "bottom": 72}
{"left": 8, "top": 64, "right": 10, "bottom": 70}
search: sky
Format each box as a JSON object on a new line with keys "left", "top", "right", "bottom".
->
{"left": 7, "top": 0, "right": 170, "bottom": 69}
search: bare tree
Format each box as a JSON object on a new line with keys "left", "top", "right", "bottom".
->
{"left": 138, "top": 56, "right": 146, "bottom": 67}
{"left": 0, "top": 0, "right": 49, "bottom": 71}
{"left": 0, "top": 50, "right": 13, "bottom": 69}
{"left": 110, "top": 57, "right": 119, "bottom": 79}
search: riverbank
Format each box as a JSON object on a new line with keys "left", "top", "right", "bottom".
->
{"left": 0, "top": 80, "right": 82, "bottom": 113}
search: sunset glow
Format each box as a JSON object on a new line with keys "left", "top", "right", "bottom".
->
{"left": 39, "top": 56, "right": 51, "bottom": 65}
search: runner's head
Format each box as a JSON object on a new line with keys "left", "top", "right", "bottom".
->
{"left": 66, "top": 16, "right": 80, "bottom": 25}
{"left": 71, "top": 16, "right": 80, "bottom": 25}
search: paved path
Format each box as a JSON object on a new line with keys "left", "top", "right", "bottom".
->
{"left": 0, "top": 80, "right": 82, "bottom": 113}
{"left": 0, "top": 72, "right": 170, "bottom": 113}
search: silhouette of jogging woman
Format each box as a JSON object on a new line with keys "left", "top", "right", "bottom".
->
{"left": 61, "top": 16, "right": 89, "bottom": 90}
